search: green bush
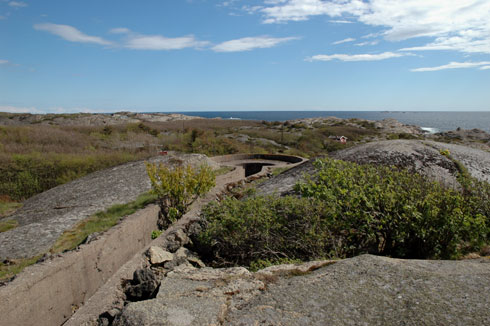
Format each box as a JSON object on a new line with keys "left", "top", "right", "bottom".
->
{"left": 146, "top": 163, "right": 215, "bottom": 228}
{"left": 295, "top": 159, "right": 488, "bottom": 259}
{"left": 196, "top": 195, "right": 334, "bottom": 267}
{"left": 195, "top": 158, "right": 489, "bottom": 268}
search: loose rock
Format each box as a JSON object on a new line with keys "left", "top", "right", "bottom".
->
{"left": 147, "top": 246, "right": 174, "bottom": 265}
{"left": 124, "top": 269, "right": 160, "bottom": 302}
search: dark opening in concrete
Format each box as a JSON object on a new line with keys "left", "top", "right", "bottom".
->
{"left": 243, "top": 163, "right": 274, "bottom": 177}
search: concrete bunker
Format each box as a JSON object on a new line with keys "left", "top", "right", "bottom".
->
{"left": 243, "top": 162, "right": 274, "bottom": 177}
{"left": 212, "top": 153, "right": 306, "bottom": 178}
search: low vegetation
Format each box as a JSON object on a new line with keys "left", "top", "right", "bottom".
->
{"left": 0, "top": 192, "right": 158, "bottom": 282}
{"left": 0, "top": 124, "right": 158, "bottom": 201}
{"left": 0, "top": 199, "right": 21, "bottom": 233}
{"left": 195, "top": 158, "right": 490, "bottom": 268}
{"left": 0, "top": 255, "right": 42, "bottom": 283}
{"left": 0, "top": 200, "right": 21, "bottom": 219}
{"left": 0, "top": 219, "right": 18, "bottom": 233}
{"left": 50, "top": 192, "right": 157, "bottom": 254}
{"left": 0, "top": 118, "right": 380, "bottom": 202}
{"left": 146, "top": 163, "right": 215, "bottom": 228}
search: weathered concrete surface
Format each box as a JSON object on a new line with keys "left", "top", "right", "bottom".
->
{"left": 0, "top": 205, "right": 159, "bottom": 326}
{"left": 0, "top": 153, "right": 218, "bottom": 260}
{"left": 111, "top": 255, "right": 490, "bottom": 326}
{"left": 66, "top": 166, "right": 246, "bottom": 326}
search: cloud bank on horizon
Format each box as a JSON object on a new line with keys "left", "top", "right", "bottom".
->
{"left": 1, "top": 0, "right": 489, "bottom": 113}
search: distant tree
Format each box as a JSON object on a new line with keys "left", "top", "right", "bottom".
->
{"left": 146, "top": 162, "right": 215, "bottom": 228}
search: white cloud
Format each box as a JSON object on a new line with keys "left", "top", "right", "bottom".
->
{"left": 125, "top": 34, "right": 209, "bottom": 50}
{"left": 212, "top": 36, "right": 298, "bottom": 52}
{"left": 8, "top": 1, "right": 27, "bottom": 8}
{"left": 111, "top": 27, "right": 209, "bottom": 50}
{"left": 308, "top": 51, "right": 405, "bottom": 62}
{"left": 400, "top": 36, "right": 490, "bottom": 54}
{"left": 329, "top": 20, "right": 353, "bottom": 24}
{"left": 480, "top": 65, "right": 490, "bottom": 70}
{"left": 0, "top": 59, "right": 9, "bottom": 64}
{"left": 355, "top": 40, "right": 379, "bottom": 46}
{"left": 411, "top": 61, "right": 490, "bottom": 72}
{"left": 34, "top": 23, "right": 112, "bottom": 45}
{"left": 261, "top": 0, "right": 367, "bottom": 24}
{"left": 109, "top": 27, "right": 130, "bottom": 34}
{"left": 332, "top": 37, "right": 355, "bottom": 45}
{"left": 259, "top": 0, "right": 490, "bottom": 54}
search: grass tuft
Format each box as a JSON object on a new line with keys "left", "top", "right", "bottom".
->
{"left": 0, "top": 255, "right": 42, "bottom": 282}
{"left": 0, "top": 201, "right": 22, "bottom": 219}
{"left": 0, "top": 193, "right": 157, "bottom": 282}
{"left": 0, "top": 219, "right": 19, "bottom": 233}
{"left": 50, "top": 192, "right": 157, "bottom": 254}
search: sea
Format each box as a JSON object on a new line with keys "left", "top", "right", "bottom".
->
{"left": 170, "top": 111, "right": 490, "bottom": 133}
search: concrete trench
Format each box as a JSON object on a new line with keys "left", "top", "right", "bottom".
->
{"left": 0, "top": 205, "right": 161, "bottom": 326}
{"left": 0, "top": 154, "right": 305, "bottom": 326}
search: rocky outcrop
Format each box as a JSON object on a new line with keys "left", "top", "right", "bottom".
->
{"left": 373, "top": 118, "right": 424, "bottom": 134}
{"left": 331, "top": 140, "right": 490, "bottom": 185}
{"left": 284, "top": 117, "right": 424, "bottom": 135}
{"left": 0, "top": 112, "right": 203, "bottom": 126}
{"left": 255, "top": 160, "right": 317, "bottom": 196}
{"left": 0, "top": 152, "right": 219, "bottom": 260}
{"left": 111, "top": 254, "right": 490, "bottom": 326}
{"left": 256, "top": 139, "right": 490, "bottom": 197}
{"left": 435, "top": 128, "right": 490, "bottom": 142}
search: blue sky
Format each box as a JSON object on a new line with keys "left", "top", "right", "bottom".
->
{"left": 1, "top": 0, "right": 489, "bottom": 113}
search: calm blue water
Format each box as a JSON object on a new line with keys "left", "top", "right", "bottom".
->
{"left": 169, "top": 111, "right": 490, "bottom": 133}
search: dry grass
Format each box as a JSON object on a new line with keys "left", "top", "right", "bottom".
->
{"left": 0, "top": 255, "right": 42, "bottom": 282}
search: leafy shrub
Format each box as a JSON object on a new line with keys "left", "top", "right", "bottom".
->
{"left": 196, "top": 195, "right": 334, "bottom": 267}
{"left": 146, "top": 163, "right": 215, "bottom": 228}
{"left": 295, "top": 159, "right": 488, "bottom": 259}
{"left": 195, "top": 158, "right": 489, "bottom": 268}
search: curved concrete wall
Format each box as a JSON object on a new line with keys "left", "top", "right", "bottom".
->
{"left": 212, "top": 153, "right": 305, "bottom": 164}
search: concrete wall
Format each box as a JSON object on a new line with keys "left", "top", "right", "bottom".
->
{"left": 66, "top": 166, "right": 247, "bottom": 325}
{"left": 0, "top": 205, "right": 160, "bottom": 326}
